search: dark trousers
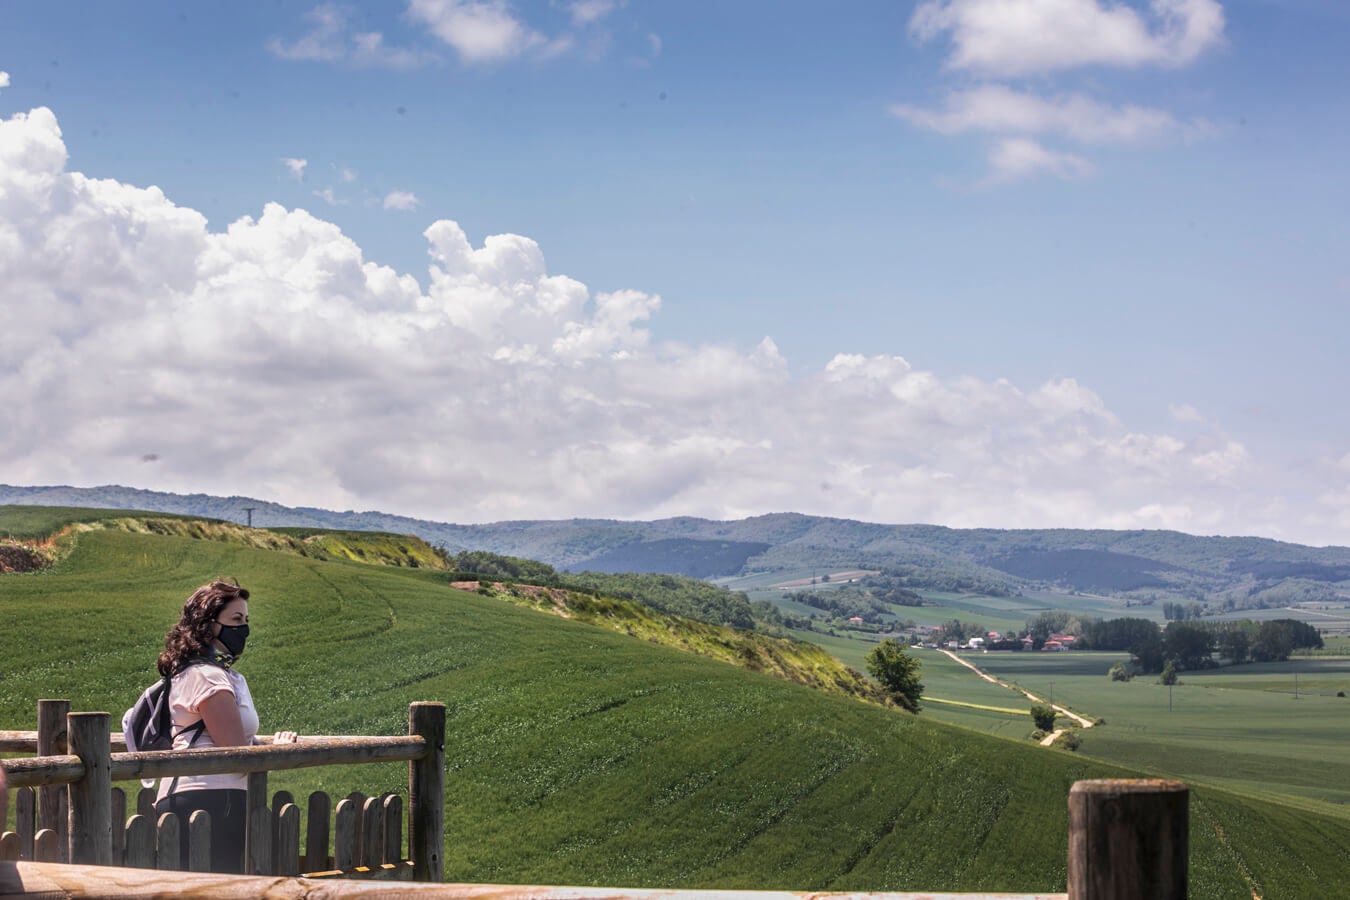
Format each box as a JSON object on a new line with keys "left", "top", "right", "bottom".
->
{"left": 154, "top": 788, "right": 247, "bottom": 873}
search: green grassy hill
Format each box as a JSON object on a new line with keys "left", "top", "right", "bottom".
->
{"left": 2, "top": 508, "right": 1348, "bottom": 897}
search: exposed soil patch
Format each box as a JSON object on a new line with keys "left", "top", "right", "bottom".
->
{"left": 0, "top": 542, "right": 47, "bottom": 573}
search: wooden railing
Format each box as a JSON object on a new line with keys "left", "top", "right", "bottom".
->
{"left": 0, "top": 699, "right": 445, "bottom": 881}
{"left": 3, "top": 700, "right": 1186, "bottom": 899}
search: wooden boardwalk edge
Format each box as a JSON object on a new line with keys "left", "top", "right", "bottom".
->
{"left": 0, "top": 862, "right": 1070, "bottom": 900}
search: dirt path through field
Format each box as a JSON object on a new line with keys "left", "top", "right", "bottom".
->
{"left": 936, "top": 649, "right": 1095, "bottom": 731}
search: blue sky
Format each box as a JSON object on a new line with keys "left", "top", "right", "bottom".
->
{"left": 2, "top": 1, "right": 1348, "bottom": 545}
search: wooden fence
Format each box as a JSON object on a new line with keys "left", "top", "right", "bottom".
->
{"left": 0, "top": 699, "right": 444, "bottom": 881}
{"left": 2, "top": 700, "right": 1187, "bottom": 899}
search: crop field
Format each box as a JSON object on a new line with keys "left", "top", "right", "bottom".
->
{"left": 4, "top": 512, "right": 1350, "bottom": 897}
{"left": 1208, "top": 604, "right": 1350, "bottom": 631}
{"left": 929, "top": 651, "right": 1350, "bottom": 819}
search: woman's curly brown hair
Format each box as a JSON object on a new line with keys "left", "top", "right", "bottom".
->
{"left": 158, "top": 581, "right": 250, "bottom": 676}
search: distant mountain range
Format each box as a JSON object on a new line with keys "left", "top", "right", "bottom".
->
{"left": 5, "top": 483, "right": 1350, "bottom": 606}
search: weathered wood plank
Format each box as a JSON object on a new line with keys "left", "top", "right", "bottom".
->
{"left": 155, "top": 812, "right": 181, "bottom": 871}
{"left": 66, "top": 712, "right": 111, "bottom": 866}
{"left": 244, "top": 770, "right": 269, "bottom": 877}
{"left": 108, "top": 736, "right": 426, "bottom": 782}
{"left": 187, "top": 809, "right": 212, "bottom": 873}
{"left": 383, "top": 793, "right": 403, "bottom": 864}
{"left": 360, "top": 796, "right": 382, "bottom": 868}
{"left": 122, "top": 814, "right": 154, "bottom": 869}
{"left": 136, "top": 787, "right": 156, "bottom": 820}
{"left": 3, "top": 736, "right": 427, "bottom": 788}
{"left": 109, "top": 788, "right": 125, "bottom": 863}
{"left": 274, "top": 803, "right": 300, "bottom": 877}
{"left": 409, "top": 702, "right": 445, "bottom": 883}
{"left": 0, "top": 732, "right": 39, "bottom": 752}
{"left": 15, "top": 787, "right": 35, "bottom": 860}
{"left": 1068, "top": 778, "right": 1187, "bottom": 900}
{"left": 3, "top": 860, "right": 1069, "bottom": 898}
{"left": 0, "top": 757, "right": 83, "bottom": 790}
{"left": 33, "top": 828, "right": 61, "bottom": 863}
{"left": 304, "top": 790, "right": 330, "bottom": 874}
{"left": 333, "top": 798, "right": 357, "bottom": 870}
{"left": 0, "top": 832, "right": 19, "bottom": 862}
{"left": 35, "top": 700, "right": 68, "bottom": 846}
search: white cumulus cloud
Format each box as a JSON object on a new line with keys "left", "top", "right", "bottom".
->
{"left": 2, "top": 103, "right": 1341, "bottom": 544}
{"left": 892, "top": 84, "right": 1198, "bottom": 144}
{"left": 896, "top": 1, "right": 1225, "bottom": 183}
{"left": 0, "top": 71, "right": 10, "bottom": 91}
{"left": 408, "top": 0, "right": 549, "bottom": 63}
{"left": 910, "top": 0, "right": 1226, "bottom": 77}
{"left": 269, "top": 4, "right": 433, "bottom": 68}
{"left": 383, "top": 190, "right": 420, "bottom": 211}
{"left": 283, "top": 157, "right": 308, "bottom": 180}
{"left": 986, "top": 137, "right": 1094, "bottom": 181}
{"left": 568, "top": 0, "right": 621, "bottom": 27}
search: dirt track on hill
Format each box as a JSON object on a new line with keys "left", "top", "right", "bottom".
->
{"left": 935, "top": 649, "right": 1095, "bottom": 742}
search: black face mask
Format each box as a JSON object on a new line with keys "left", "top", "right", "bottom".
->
{"left": 215, "top": 622, "right": 249, "bottom": 657}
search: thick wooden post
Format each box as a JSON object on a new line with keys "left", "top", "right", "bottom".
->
{"left": 66, "top": 712, "right": 112, "bottom": 866}
{"left": 36, "top": 699, "right": 69, "bottom": 854}
{"left": 1069, "top": 778, "right": 1188, "bottom": 900}
{"left": 408, "top": 702, "right": 445, "bottom": 882}
{"left": 245, "top": 770, "right": 270, "bottom": 875}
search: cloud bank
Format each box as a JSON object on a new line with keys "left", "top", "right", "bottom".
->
{"left": 2, "top": 104, "right": 1343, "bottom": 543}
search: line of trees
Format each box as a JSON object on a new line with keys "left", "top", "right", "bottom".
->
{"left": 1013, "top": 610, "right": 1325, "bottom": 675}
{"left": 1126, "top": 618, "right": 1323, "bottom": 674}
{"left": 783, "top": 588, "right": 890, "bottom": 624}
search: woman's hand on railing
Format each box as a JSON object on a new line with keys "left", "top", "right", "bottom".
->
{"left": 272, "top": 731, "right": 299, "bottom": 744}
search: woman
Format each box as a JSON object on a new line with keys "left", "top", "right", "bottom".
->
{"left": 153, "top": 580, "right": 298, "bottom": 873}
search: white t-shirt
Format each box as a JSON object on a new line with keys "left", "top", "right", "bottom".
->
{"left": 156, "top": 662, "right": 259, "bottom": 797}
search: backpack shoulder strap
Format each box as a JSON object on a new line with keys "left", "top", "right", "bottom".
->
{"left": 162, "top": 660, "right": 213, "bottom": 796}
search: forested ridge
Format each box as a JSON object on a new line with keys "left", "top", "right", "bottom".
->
{"left": 5, "top": 484, "right": 1350, "bottom": 613}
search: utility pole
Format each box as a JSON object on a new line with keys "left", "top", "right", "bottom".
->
{"left": 243, "top": 507, "right": 256, "bottom": 528}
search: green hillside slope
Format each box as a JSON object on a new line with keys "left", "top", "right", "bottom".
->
{"left": 2, "top": 511, "right": 1347, "bottom": 897}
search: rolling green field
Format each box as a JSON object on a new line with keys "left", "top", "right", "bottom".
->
{"left": 921, "top": 651, "right": 1350, "bottom": 818}
{"left": 4, "top": 510, "right": 1350, "bottom": 897}
{"left": 739, "top": 572, "right": 1155, "bottom": 634}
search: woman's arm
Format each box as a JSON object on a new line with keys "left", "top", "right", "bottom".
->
{"left": 198, "top": 690, "right": 248, "bottom": 746}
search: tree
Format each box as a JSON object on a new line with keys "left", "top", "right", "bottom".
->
{"left": 1108, "top": 661, "right": 1132, "bottom": 682}
{"left": 1159, "top": 659, "right": 1178, "bottom": 685}
{"left": 1030, "top": 704, "right": 1057, "bottom": 732}
{"left": 865, "top": 639, "right": 924, "bottom": 712}
{"left": 1162, "top": 622, "right": 1214, "bottom": 670}
{"left": 1252, "top": 621, "right": 1295, "bottom": 662}
{"left": 1218, "top": 624, "right": 1251, "bottom": 664}
{"left": 1130, "top": 633, "right": 1165, "bottom": 673}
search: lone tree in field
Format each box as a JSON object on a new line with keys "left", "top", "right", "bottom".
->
{"left": 865, "top": 639, "right": 924, "bottom": 712}
{"left": 1030, "top": 704, "right": 1057, "bottom": 732}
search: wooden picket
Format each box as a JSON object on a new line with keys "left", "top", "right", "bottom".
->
{"left": 1, "top": 701, "right": 442, "bottom": 883}
{"left": 2, "top": 782, "right": 411, "bottom": 877}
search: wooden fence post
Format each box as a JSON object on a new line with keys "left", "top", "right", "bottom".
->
{"left": 408, "top": 701, "right": 445, "bottom": 883}
{"left": 67, "top": 712, "right": 112, "bottom": 866}
{"left": 1069, "top": 778, "right": 1188, "bottom": 900}
{"left": 245, "top": 770, "right": 270, "bottom": 875}
{"left": 37, "top": 699, "right": 69, "bottom": 857}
